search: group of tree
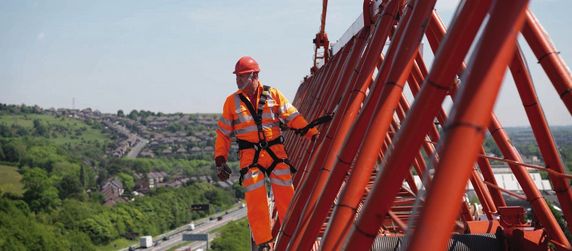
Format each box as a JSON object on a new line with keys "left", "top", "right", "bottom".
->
{"left": 0, "top": 181, "right": 236, "bottom": 250}
{"left": 0, "top": 103, "right": 43, "bottom": 114}
{"left": 0, "top": 109, "right": 246, "bottom": 250}
{"left": 210, "top": 219, "right": 251, "bottom": 251}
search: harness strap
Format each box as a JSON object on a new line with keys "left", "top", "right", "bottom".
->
{"left": 236, "top": 85, "right": 296, "bottom": 186}
{"left": 237, "top": 136, "right": 297, "bottom": 185}
{"left": 238, "top": 93, "right": 260, "bottom": 125}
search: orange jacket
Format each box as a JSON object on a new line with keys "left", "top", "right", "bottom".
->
{"left": 215, "top": 83, "right": 317, "bottom": 160}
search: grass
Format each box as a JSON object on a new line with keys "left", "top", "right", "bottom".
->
{"left": 0, "top": 114, "right": 111, "bottom": 146}
{"left": 0, "top": 164, "right": 23, "bottom": 196}
{"left": 95, "top": 238, "right": 137, "bottom": 251}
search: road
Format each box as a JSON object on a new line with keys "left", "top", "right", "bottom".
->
{"left": 129, "top": 206, "right": 247, "bottom": 251}
{"left": 126, "top": 137, "right": 148, "bottom": 158}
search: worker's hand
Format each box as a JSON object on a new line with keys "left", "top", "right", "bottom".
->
{"left": 304, "top": 127, "right": 319, "bottom": 141}
{"left": 215, "top": 156, "right": 231, "bottom": 181}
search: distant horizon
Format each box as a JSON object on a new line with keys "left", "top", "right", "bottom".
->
{"left": 3, "top": 102, "right": 572, "bottom": 129}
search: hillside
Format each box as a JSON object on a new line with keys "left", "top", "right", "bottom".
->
{"left": 0, "top": 104, "right": 242, "bottom": 250}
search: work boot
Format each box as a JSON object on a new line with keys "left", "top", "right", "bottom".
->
{"left": 257, "top": 242, "right": 271, "bottom": 251}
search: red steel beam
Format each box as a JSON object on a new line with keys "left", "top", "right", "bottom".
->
{"left": 521, "top": 10, "right": 572, "bottom": 115}
{"left": 404, "top": 0, "right": 533, "bottom": 250}
{"left": 275, "top": 1, "right": 400, "bottom": 248}
{"left": 425, "top": 9, "right": 507, "bottom": 209}
{"left": 299, "top": 0, "right": 442, "bottom": 247}
{"left": 288, "top": 0, "right": 420, "bottom": 249}
{"left": 509, "top": 44, "right": 572, "bottom": 233}
{"left": 342, "top": 0, "right": 491, "bottom": 248}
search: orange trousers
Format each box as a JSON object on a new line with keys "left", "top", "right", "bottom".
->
{"left": 239, "top": 144, "right": 295, "bottom": 245}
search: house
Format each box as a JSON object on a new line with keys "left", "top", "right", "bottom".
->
{"left": 147, "top": 171, "right": 168, "bottom": 189}
{"left": 101, "top": 177, "right": 125, "bottom": 206}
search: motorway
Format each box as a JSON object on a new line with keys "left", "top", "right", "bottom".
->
{"left": 133, "top": 206, "right": 247, "bottom": 251}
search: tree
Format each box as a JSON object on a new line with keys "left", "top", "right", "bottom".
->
{"left": 117, "top": 110, "right": 125, "bottom": 117}
{"left": 80, "top": 165, "right": 86, "bottom": 188}
{"left": 128, "top": 110, "right": 139, "bottom": 120}
{"left": 78, "top": 216, "right": 117, "bottom": 244}
{"left": 51, "top": 161, "right": 80, "bottom": 177}
{"left": 57, "top": 175, "right": 83, "bottom": 199}
{"left": 0, "top": 123, "right": 11, "bottom": 137}
{"left": 21, "top": 145, "right": 64, "bottom": 171}
{"left": 3, "top": 140, "right": 26, "bottom": 163}
{"left": 117, "top": 173, "right": 135, "bottom": 192}
{"left": 0, "top": 197, "right": 70, "bottom": 251}
{"left": 22, "top": 168, "right": 61, "bottom": 212}
{"left": 232, "top": 183, "right": 245, "bottom": 199}
{"left": 33, "top": 119, "right": 48, "bottom": 137}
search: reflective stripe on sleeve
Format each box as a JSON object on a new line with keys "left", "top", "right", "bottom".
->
{"left": 220, "top": 116, "right": 233, "bottom": 126}
{"left": 279, "top": 103, "right": 294, "bottom": 114}
{"left": 285, "top": 111, "right": 300, "bottom": 123}
{"left": 217, "top": 127, "right": 232, "bottom": 137}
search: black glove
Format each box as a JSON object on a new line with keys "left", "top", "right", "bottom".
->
{"left": 215, "top": 156, "right": 231, "bottom": 181}
{"left": 294, "top": 114, "right": 333, "bottom": 136}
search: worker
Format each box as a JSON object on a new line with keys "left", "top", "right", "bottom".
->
{"left": 214, "top": 56, "right": 318, "bottom": 250}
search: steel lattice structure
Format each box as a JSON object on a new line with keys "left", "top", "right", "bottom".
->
{"left": 270, "top": 0, "right": 572, "bottom": 250}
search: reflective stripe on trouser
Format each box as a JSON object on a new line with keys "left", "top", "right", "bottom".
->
{"left": 240, "top": 145, "right": 294, "bottom": 245}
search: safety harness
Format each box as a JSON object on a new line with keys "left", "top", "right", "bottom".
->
{"left": 237, "top": 85, "right": 297, "bottom": 185}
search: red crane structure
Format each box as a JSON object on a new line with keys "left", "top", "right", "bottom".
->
{"left": 269, "top": 0, "right": 572, "bottom": 250}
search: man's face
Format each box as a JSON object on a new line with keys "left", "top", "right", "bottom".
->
{"left": 236, "top": 72, "right": 255, "bottom": 90}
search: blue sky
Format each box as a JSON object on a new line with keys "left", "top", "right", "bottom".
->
{"left": 1, "top": 0, "right": 571, "bottom": 126}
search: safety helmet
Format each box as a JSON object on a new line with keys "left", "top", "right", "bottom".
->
{"left": 233, "top": 56, "right": 260, "bottom": 74}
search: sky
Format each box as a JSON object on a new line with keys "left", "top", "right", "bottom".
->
{"left": 1, "top": 0, "right": 571, "bottom": 126}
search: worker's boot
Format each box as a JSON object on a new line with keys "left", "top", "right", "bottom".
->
{"left": 257, "top": 242, "right": 271, "bottom": 251}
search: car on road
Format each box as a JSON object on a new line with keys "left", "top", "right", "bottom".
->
{"left": 217, "top": 216, "right": 223, "bottom": 221}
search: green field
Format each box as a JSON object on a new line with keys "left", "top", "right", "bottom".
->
{"left": 0, "top": 114, "right": 111, "bottom": 146}
{"left": 0, "top": 164, "right": 23, "bottom": 195}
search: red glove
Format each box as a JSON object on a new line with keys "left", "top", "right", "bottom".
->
{"left": 215, "top": 156, "right": 231, "bottom": 181}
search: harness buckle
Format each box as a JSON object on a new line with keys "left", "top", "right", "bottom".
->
{"left": 259, "top": 141, "right": 269, "bottom": 149}
{"left": 254, "top": 115, "right": 262, "bottom": 124}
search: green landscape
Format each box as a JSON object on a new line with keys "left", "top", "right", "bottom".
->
{"left": 1, "top": 103, "right": 571, "bottom": 250}
{"left": 0, "top": 104, "right": 244, "bottom": 250}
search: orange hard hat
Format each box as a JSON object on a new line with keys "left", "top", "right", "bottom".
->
{"left": 233, "top": 56, "right": 260, "bottom": 74}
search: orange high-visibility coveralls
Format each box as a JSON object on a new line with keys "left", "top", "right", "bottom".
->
{"left": 214, "top": 83, "right": 317, "bottom": 245}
